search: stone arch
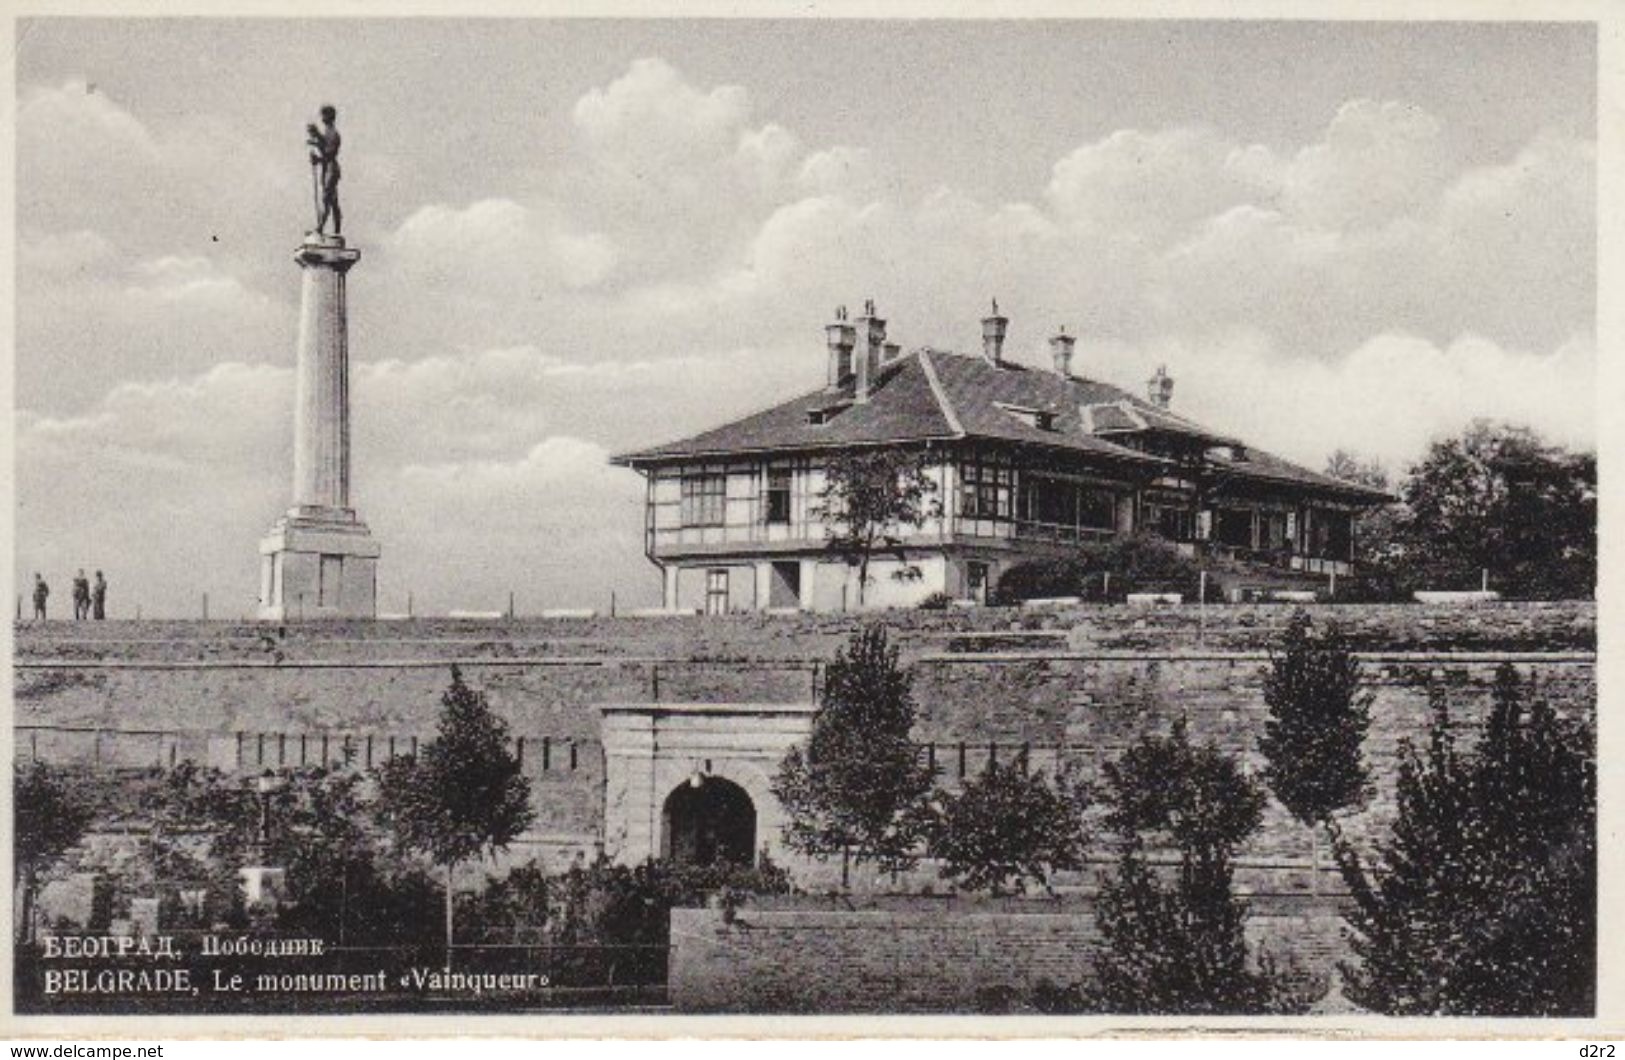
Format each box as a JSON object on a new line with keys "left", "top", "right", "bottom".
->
{"left": 660, "top": 775, "right": 757, "bottom": 866}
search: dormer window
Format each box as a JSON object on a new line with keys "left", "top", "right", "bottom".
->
{"left": 806, "top": 401, "right": 849, "bottom": 425}
{"left": 994, "top": 402, "right": 1057, "bottom": 431}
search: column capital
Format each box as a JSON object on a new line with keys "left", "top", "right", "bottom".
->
{"left": 295, "top": 235, "right": 361, "bottom": 271}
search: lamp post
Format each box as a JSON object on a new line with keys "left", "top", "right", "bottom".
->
{"left": 254, "top": 769, "right": 284, "bottom": 851}
{"left": 240, "top": 770, "right": 289, "bottom": 911}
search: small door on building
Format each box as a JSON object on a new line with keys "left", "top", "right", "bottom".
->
{"left": 704, "top": 568, "right": 729, "bottom": 615}
{"left": 966, "top": 561, "right": 990, "bottom": 605}
{"left": 661, "top": 776, "right": 757, "bottom": 866}
{"left": 768, "top": 561, "right": 801, "bottom": 609}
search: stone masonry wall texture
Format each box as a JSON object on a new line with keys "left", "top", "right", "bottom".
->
{"left": 13, "top": 603, "right": 1596, "bottom": 1007}
{"left": 669, "top": 902, "right": 1347, "bottom": 1012}
{"left": 15, "top": 604, "right": 1595, "bottom": 857}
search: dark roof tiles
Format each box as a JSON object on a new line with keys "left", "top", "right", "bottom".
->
{"left": 612, "top": 354, "right": 957, "bottom": 462}
{"left": 613, "top": 348, "right": 1388, "bottom": 502}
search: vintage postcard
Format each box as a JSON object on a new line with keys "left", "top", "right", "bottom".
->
{"left": 3, "top": 0, "right": 1619, "bottom": 1043}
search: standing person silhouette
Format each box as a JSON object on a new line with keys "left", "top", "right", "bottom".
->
{"left": 72, "top": 569, "right": 90, "bottom": 620}
{"left": 32, "top": 574, "right": 49, "bottom": 621}
{"left": 306, "top": 104, "right": 342, "bottom": 236}
{"left": 92, "top": 571, "right": 108, "bottom": 620}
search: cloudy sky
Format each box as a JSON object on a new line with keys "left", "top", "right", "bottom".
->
{"left": 13, "top": 18, "right": 1597, "bottom": 617}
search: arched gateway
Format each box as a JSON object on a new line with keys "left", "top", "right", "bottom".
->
{"left": 661, "top": 777, "right": 757, "bottom": 865}
{"left": 598, "top": 701, "right": 816, "bottom": 866}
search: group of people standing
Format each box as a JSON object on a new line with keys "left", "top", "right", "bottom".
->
{"left": 30, "top": 569, "right": 107, "bottom": 621}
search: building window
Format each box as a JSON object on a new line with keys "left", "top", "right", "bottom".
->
{"left": 1214, "top": 507, "right": 1255, "bottom": 549}
{"left": 1144, "top": 502, "right": 1194, "bottom": 542}
{"left": 994, "top": 402, "right": 1057, "bottom": 432}
{"left": 1019, "top": 475, "right": 1077, "bottom": 528}
{"left": 705, "top": 568, "right": 729, "bottom": 615}
{"left": 1261, "top": 510, "right": 1290, "bottom": 553}
{"left": 764, "top": 468, "right": 792, "bottom": 525}
{"left": 1081, "top": 488, "right": 1117, "bottom": 530}
{"left": 681, "top": 473, "right": 727, "bottom": 527}
{"left": 1310, "top": 509, "right": 1353, "bottom": 560}
{"left": 960, "top": 460, "right": 1014, "bottom": 520}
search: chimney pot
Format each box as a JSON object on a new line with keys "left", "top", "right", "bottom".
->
{"left": 825, "top": 311, "right": 856, "bottom": 390}
{"left": 1049, "top": 327, "right": 1076, "bottom": 378}
{"left": 1148, "top": 365, "right": 1174, "bottom": 408}
{"left": 854, "top": 302, "right": 886, "bottom": 404}
{"left": 981, "top": 298, "right": 1009, "bottom": 366}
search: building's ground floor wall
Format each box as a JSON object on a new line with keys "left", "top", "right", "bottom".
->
{"left": 666, "top": 555, "right": 956, "bottom": 613}
{"left": 661, "top": 549, "right": 1112, "bottom": 613}
{"left": 655, "top": 510, "right": 1359, "bottom": 613}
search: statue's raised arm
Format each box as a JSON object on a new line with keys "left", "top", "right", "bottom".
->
{"left": 306, "top": 104, "right": 343, "bottom": 237}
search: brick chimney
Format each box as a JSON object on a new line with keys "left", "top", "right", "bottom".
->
{"left": 1147, "top": 364, "right": 1174, "bottom": 408}
{"left": 1049, "top": 326, "right": 1075, "bottom": 378}
{"left": 981, "top": 298, "right": 1008, "bottom": 365}
{"left": 855, "top": 299, "right": 886, "bottom": 404}
{"left": 825, "top": 306, "right": 855, "bottom": 391}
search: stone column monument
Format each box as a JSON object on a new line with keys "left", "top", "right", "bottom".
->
{"left": 258, "top": 105, "right": 379, "bottom": 620}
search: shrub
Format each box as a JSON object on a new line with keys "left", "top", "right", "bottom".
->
{"left": 1083, "top": 719, "right": 1310, "bottom": 1014}
{"left": 14, "top": 761, "right": 94, "bottom": 944}
{"left": 1259, "top": 612, "right": 1373, "bottom": 887}
{"left": 992, "top": 556, "right": 1092, "bottom": 604}
{"left": 917, "top": 591, "right": 954, "bottom": 610}
{"left": 1333, "top": 666, "right": 1595, "bottom": 1015}
{"left": 995, "top": 533, "right": 1207, "bottom": 604}
{"left": 929, "top": 759, "right": 1089, "bottom": 896}
{"left": 774, "top": 625, "right": 935, "bottom": 888}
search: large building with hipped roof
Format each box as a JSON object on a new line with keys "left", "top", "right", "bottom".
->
{"left": 612, "top": 303, "right": 1390, "bottom": 613}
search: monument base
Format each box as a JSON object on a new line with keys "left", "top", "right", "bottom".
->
{"left": 238, "top": 866, "right": 287, "bottom": 910}
{"left": 258, "top": 507, "right": 380, "bottom": 621}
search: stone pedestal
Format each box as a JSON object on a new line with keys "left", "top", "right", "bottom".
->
{"left": 259, "top": 233, "right": 379, "bottom": 620}
{"left": 238, "top": 866, "right": 287, "bottom": 910}
{"left": 258, "top": 509, "right": 380, "bottom": 621}
{"left": 129, "top": 897, "right": 161, "bottom": 938}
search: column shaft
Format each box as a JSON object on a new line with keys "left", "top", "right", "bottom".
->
{"left": 292, "top": 243, "right": 358, "bottom": 513}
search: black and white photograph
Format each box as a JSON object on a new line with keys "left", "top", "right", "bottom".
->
{"left": 4, "top": 5, "right": 1615, "bottom": 1042}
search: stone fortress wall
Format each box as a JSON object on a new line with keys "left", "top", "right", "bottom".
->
{"left": 14, "top": 602, "right": 1595, "bottom": 878}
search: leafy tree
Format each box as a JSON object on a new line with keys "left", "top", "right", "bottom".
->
{"left": 1087, "top": 718, "right": 1293, "bottom": 1014}
{"left": 1258, "top": 611, "right": 1373, "bottom": 889}
{"left": 459, "top": 861, "right": 554, "bottom": 945}
{"left": 1322, "top": 451, "right": 1401, "bottom": 601}
{"left": 1324, "top": 449, "right": 1391, "bottom": 491}
{"left": 816, "top": 447, "right": 940, "bottom": 606}
{"left": 376, "top": 665, "right": 535, "bottom": 967}
{"left": 537, "top": 855, "right": 792, "bottom": 987}
{"left": 930, "top": 758, "right": 1089, "bottom": 895}
{"left": 773, "top": 625, "right": 935, "bottom": 888}
{"left": 1334, "top": 666, "right": 1596, "bottom": 1015}
{"left": 1374, "top": 421, "right": 1594, "bottom": 599}
{"left": 14, "top": 761, "right": 94, "bottom": 943}
{"left": 113, "top": 760, "right": 437, "bottom": 942}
